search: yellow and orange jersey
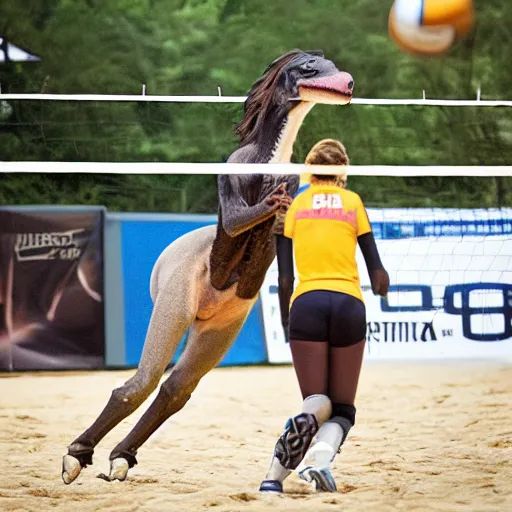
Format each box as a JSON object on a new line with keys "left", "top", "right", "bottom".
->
{"left": 284, "top": 183, "right": 371, "bottom": 305}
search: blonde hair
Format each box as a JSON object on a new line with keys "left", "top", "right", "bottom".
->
{"left": 303, "top": 138, "right": 349, "bottom": 187}
{"left": 305, "top": 138, "right": 350, "bottom": 166}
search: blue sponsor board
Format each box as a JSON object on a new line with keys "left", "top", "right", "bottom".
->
{"left": 110, "top": 208, "right": 512, "bottom": 367}
{"left": 119, "top": 214, "right": 267, "bottom": 367}
{"left": 368, "top": 208, "right": 512, "bottom": 239}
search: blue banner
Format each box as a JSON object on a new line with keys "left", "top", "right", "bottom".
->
{"left": 119, "top": 214, "right": 268, "bottom": 367}
{"left": 367, "top": 208, "right": 512, "bottom": 239}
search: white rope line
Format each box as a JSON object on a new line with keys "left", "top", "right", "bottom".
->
{"left": 1, "top": 93, "right": 511, "bottom": 107}
{"left": 1, "top": 162, "right": 511, "bottom": 176}
{"left": 0, "top": 94, "right": 246, "bottom": 103}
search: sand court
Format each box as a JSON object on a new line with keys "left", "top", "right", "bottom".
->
{"left": 0, "top": 362, "right": 511, "bottom": 512}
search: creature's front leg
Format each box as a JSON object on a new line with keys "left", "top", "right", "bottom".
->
{"left": 218, "top": 176, "right": 289, "bottom": 238}
{"left": 235, "top": 191, "right": 294, "bottom": 300}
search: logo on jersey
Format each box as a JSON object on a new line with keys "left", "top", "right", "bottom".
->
{"left": 312, "top": 193, "right": 343, "bottom": 210}
{"left": 295, "top": 193, "right": 356, "bottom": 226}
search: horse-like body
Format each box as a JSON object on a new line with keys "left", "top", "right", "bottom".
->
{"left": 62, "top": 49, "right": 354, "bottom": 484}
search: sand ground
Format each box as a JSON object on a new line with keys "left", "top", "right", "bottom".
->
{"left": 0, "top": 362, "right": 511, "bottom": 512}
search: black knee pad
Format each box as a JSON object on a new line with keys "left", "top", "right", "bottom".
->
{"left": 331, "top": 403, "right": 356, "bottom": 425}
{"left": 330, "top": 403, "right": 356, "bottom": 443}
{"left": 274, "top": 412, "right": 318, "bottom": 470}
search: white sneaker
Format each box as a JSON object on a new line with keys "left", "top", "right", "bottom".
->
{"left": 296, "top": 441, "right": 337, "bottom": 492}
{"left": 298, "top": 466, "right": 337, "bottom": 492}
{"left": 297, "top": 441, "right": 335, "bottom": 471}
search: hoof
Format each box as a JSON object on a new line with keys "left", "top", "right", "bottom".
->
{"left": 97, "top": 457, "right": 129, "bottom": 482}
{"left": 110, "top": 457, "right": 130, "bottom": 481}
{"left": 62, "top": 455, "right": 82, "bottom": 485}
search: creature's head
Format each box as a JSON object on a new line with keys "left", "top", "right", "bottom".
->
{"left": 236, "top": 49, "right": 354, "bottom": 145}
{"left": 275, "top": 49, "right": 354, "bottom": 105}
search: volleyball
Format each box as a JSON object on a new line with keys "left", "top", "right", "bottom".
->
{"left": 388, "top": 0, "right": 474, "bottom": 56}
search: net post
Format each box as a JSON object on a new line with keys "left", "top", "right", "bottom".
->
{"left": 180, "top": 188, "right": 187, "bottom": 211}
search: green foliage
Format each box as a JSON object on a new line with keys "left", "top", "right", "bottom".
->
{"left": 0, "top": 0, "right": 511, "bottom": 211}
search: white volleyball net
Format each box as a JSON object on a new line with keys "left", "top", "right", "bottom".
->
{"left": 1, "top": 94, "right": 512, "bottom": 362}
{"left": 1, "top": 94, "right": 512, "bottom": 211}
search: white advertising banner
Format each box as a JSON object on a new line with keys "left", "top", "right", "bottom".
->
{"left": 260, "top": 208, "right": 512, "bottom": 363}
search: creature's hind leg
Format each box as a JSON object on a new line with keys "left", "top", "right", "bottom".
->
{"left": 62, "top": 273, "right": 199, "bottom": 484}
{"left": 105, "top": 296, "right": 255, "bottom": 482}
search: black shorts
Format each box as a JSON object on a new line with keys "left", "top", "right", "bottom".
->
{"left": 289, "top": 290, "right": 366, "bottom": 347}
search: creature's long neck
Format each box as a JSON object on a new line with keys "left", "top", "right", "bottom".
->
{"left": 269, "top": 102, "right": 315, "bottom": 163}
{"left": 250, "top": 101, "right": 315, "bottom": 163}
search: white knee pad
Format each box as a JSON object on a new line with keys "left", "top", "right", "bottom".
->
{"left": 302, "top": 394, "right": 332, "bottom": 426}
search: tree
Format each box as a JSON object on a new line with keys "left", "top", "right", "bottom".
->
{"left": 0, "top": 0, "right": 510, "bottom": 210}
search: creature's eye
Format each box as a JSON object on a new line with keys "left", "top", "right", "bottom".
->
{"left": 300, "top": 59, "right": 318, "bottom": 78}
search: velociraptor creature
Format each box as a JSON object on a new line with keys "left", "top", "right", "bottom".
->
{"left": 62, "top": 49, "right": 354, "bottom": 484}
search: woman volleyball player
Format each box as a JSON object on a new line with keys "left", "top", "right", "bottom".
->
{"left": 260, "top": 139, "right": 390, "bottom": 493}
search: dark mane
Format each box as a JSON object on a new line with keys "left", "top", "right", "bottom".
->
{"left": 235, "top": 49, "right": 324, "bottom": 147}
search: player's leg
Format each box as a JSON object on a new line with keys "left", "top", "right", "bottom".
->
{"left": 299, "top": 293, "right": 366, "bottom": 492}
{"left": 260, "top": 291, "right": 332, "bottom": 493}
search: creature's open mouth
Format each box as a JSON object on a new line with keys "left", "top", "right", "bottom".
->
{"left": 298, "top": 72, "right": 354, "bottom": 105}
